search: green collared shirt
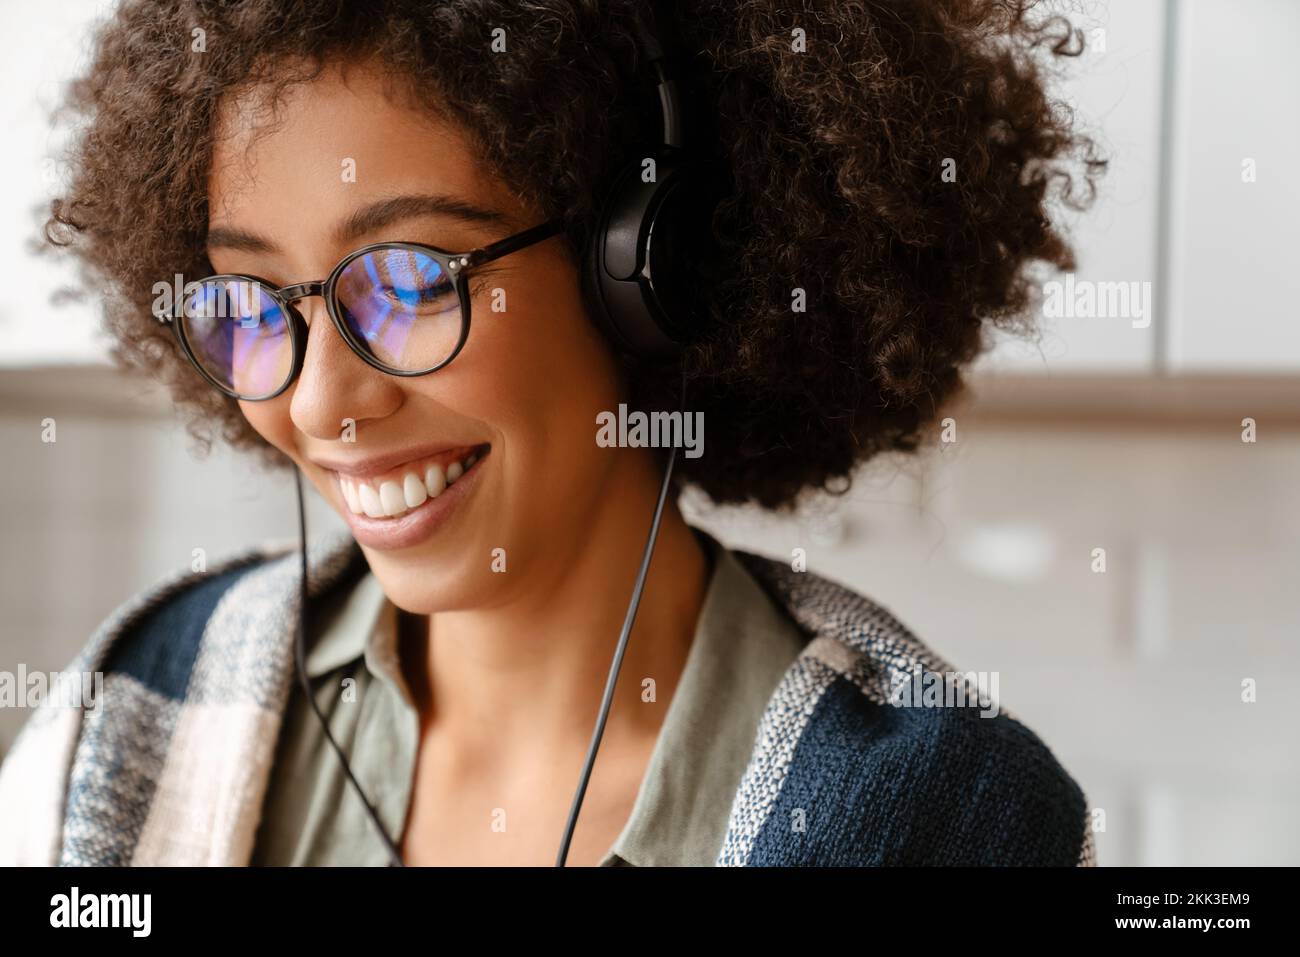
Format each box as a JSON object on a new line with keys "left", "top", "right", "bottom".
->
{"left": 250, "top": 530, "right": 806, "bottom": 866}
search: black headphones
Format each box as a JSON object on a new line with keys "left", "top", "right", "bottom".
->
{"left": 582, "top": 1, "right": 728, "bottom": 360}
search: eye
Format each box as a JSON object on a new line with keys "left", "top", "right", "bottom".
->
{"left": 377, "top": 280, "right": 454, "bottom": 307}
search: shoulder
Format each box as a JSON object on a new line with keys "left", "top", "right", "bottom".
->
{"left": 0, "top": 531, "right": 362, "bottom": 865}
{"left": 0, "top": 537, "right": 293, "bottom": 757}
{"left": 101, "top": 546, "right": 289, "bottom": 697}
{"left": 723, "top": 550, "right": 1091, "bottom": 867}
{"left": 94, "top": 530, "right": 368, "bottom": 674}
{"left": 87, "top": 530, "right": 367, "bottom": 705}
{"left": 0, "top": 542, "right": 277, "bottom": 863}
{"left": 80, "top": 537, "right": 311, "bottom": 693}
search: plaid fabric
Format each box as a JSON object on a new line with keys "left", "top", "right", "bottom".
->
{"left": 0, "top": 529, "right": 1096, "bottom": 866}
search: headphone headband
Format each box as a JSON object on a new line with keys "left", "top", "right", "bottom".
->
{"left": 633, "top": 0, "right": 687, "bottom": 149}
{"left": 582, "top": 2, "right": 727, "bottom": 359}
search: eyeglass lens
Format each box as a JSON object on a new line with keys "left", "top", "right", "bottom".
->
{"left": 181, "top": 246, "right": 463, "bottom": 399}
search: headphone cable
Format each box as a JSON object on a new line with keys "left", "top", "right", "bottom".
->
{"left": 294, "top": 468, "right": 405, "bottom": 866}
{"left": 293, "top": 371, "right": 688, "bottom": 868}
{"left": 555, "top": 372, "right": 685, "bottom": 866}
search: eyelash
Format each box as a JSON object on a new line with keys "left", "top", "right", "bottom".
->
{"left": 465, "top": 268, "right": 502, "bottom": 295}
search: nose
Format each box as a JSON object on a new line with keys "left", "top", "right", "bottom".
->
{"left": 287, "top": 293, "right": 403, "bottom": 441}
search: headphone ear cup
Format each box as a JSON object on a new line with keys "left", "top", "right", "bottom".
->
{"left": 641, "top": 159, "right": 727, "bottom": 340}
{"left": 581, "top": 163, "right": 640, "bottom": 356}
{"left": 584, "top": 159, "right": 679, "bottom": 359}
{"left": 584, "top": 153, "right": 724, "bottom": 359}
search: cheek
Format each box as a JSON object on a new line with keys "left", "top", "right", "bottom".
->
{"left": 238, "top": 397, "right": 299, "bottom": 461}
{"left": 456, "top": 258, "right": 624, "bottom": 499}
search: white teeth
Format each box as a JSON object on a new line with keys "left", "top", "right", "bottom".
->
{"left": 425, "top": 464, "right": 446, "bottom": 498}
{"left": 340, "top": 479, "right": 362, "bottom": 515}
{"left": 358, "top": 483, "right": 385, "bottom": 518}
{"left": 403, "top": 472, "right": 428, "bottom": 510}
{"left": 379, "top": 480, "right": 406, "bottom": 516}
{"left": 340, "top": 449, "right": 483, "bottom": 521}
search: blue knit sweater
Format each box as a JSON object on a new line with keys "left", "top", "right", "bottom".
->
{"left": 0, "top": 529, "right": 1094, "bottom": 866}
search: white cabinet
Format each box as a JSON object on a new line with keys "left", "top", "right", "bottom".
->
{"left": 0, "top": 0, "right": 113, "bottom": 368}
{"left": 1166, "top": 0, "right": 1300, "bottom": 370}
{"left": 982, "top": 0, "right": 1300, "bottom": 373}
{"left": 981, "top": 0, "right": 1167, "bottom": 373}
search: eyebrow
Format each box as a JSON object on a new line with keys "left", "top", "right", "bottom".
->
{"left": 206, "top": 193, "right": 513, "bottom": 253}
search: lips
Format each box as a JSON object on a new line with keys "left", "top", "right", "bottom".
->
{"left": 311, "top": 442, "right": 492, "bottom": 550}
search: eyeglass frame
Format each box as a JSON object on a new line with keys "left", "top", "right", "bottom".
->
{"left": 157, "top": 217, "right": 566, "bottom": 401}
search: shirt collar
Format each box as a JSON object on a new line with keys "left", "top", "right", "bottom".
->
{"left": 599, "top": 527, "right": 806, "bottom": 866}
{"left": 303, "top": 569, "right": 411, "bottom": 704}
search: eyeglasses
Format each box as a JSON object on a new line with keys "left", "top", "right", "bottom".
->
{"left": 158, "top": 218, "right": 564, "bottom": 401}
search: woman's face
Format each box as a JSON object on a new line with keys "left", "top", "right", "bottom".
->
{"left": 208, "top": 59, "right": 625, "bottom": 613}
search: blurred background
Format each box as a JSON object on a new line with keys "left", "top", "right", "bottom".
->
{"left": 1, "top": 0, "right": 1297, "bottom": 865}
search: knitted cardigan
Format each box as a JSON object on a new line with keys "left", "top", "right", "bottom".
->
{"left": 0, "top": 529, "right": 1096, "bottom": 866}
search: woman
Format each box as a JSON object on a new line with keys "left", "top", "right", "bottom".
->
{"left": 0, "top": 0, "right": 1103, "bottom": 866}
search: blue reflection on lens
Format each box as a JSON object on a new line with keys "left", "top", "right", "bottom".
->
{"left": 185, "top": 281, "right": 290, "bottom": 396}
{"left": 336, "top": 248, "right": 459, "bottom": 370}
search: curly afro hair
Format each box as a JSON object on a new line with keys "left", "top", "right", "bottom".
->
{"left": 47, "top": 0, "right": 1105, "bottom": 510}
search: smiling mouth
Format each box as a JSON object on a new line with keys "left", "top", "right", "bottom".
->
{"left": 333, "top": 443, "right": 490, "bottom": 520}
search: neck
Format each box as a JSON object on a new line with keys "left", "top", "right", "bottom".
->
{"left": 398, "top": 450, "right": 712, "bottom": 777}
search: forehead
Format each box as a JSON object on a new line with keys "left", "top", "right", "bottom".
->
{"left": 207, "top": 59, "right": 525, "bottom": 233}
